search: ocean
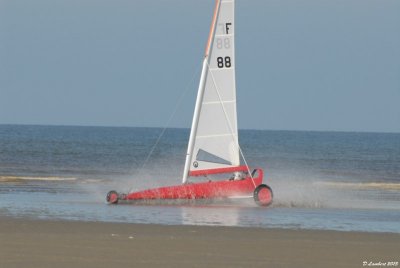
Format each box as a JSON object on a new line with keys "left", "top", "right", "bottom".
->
{"left": 0, "top": 124, "right": 399, "bottom": 233}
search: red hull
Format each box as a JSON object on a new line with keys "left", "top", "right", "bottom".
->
{"left": 123, "top": 169, "right": 263, "bottom": 201}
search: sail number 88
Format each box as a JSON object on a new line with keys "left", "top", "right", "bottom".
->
{"left": 217, "top": 57, "right": 231, "bottom": 68}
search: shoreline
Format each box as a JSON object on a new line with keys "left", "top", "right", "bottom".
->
{"left": 3, "top": 214, "right": 400, "bottom": 235}
{"left": 1, "top": 217, "right": 399, "bottom": 268}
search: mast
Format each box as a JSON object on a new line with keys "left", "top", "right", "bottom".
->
{"left": 182, "top": 0, "right": 221, "bottom": 184}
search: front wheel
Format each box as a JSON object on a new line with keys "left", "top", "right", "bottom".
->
{"left": 253, "top": 184, "right": 273, "bottom": 207}
{"left": 106, "top": 190, "right": 119, "bottom": 204}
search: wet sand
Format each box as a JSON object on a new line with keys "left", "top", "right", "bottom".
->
{"left": 0, "top": 217, "right": 399, "bottom": 268}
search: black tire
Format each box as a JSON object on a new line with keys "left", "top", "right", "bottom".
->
{"left": 253, "top": 184, "right": 273, "bottom": 207}
{"left": 106, "top": 190, "right": 119, "bottom": 204}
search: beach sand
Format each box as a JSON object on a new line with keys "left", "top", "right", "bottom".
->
{"left": 0, "top": 217, "right": 399, "bottom": 268}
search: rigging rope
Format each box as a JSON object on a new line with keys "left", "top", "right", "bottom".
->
{"left": 205, "top": 61, "right": 257, "bottom": 189}
{"left": 127, "top": 64, "right": 202, "bottom": 193}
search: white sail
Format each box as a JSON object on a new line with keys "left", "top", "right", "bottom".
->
{"left": 183, "top": 0, "right": 240, "bottom": 183}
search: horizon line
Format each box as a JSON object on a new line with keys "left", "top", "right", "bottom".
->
{"left": 1, "top": 123, "right": 399, "bottom": 135}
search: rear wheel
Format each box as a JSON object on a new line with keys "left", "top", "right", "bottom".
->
{"left": 106, "top": 190, "right": 119, "bottom": 204}
{"left": 253, "top": 184, "right": 273, "bottom": 207}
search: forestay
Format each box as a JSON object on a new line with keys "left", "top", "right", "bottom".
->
{"left": 183, "top": 0, "right": 241, "bottom": 183}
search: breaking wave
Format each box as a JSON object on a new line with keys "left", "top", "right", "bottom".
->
{"left": 314, "top": 181, "right": 400, "bottom": 191}
{"left": 0, "top": 176, "right": 78, "bottom": 182}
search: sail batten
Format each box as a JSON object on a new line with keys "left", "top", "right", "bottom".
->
{"left": 197, "top": 133, "right": 237, "bottom": 139}
{"left": 203, "top": 100, "right": 235, "bottom": 105}
{"left": 208, "top": 68, "right": 236, "bottom": 72}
